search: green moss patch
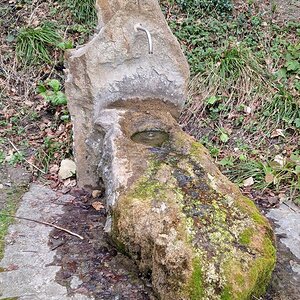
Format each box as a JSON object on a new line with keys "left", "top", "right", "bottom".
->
{"left": 0, "top": 187, "right": 26, "bottom": 260}
{"left": 239, "top": 228, "right": 254, "bottom": 245}
{"left": 188, "top": 257, "right": 204, "bottom": 300}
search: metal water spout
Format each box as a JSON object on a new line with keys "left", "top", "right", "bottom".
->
{"left": 134, "top": 23, "right": 153, "bottom": 54}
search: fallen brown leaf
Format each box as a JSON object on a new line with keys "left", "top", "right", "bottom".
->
{"left": 92, "top": 201, "right": 104, "bottom": 211}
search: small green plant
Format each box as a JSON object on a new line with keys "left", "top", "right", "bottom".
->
{"left": 285, "top": 43, "right": 300, "bottom": 74}
{"left": 226, "top": 152, "right": 300, "bottom": 200}
{"left": 16, "top": 22, "right": 62, "bottom": 65}
{"left": 37, "top": 79, "right": 67, "bottom": 106}
{"left": 218, "top": 127, "right": 230, "bottom": 143}
{"left": 60, "top": 110, "right": 70, "bottom": 122}
{"left": 8, "top": 152, "right": 25, "bottom": 166}
{"left": 57, "top": 40, "right": 73, "bottom": 50}
{"left": 219, "top": 156, "right": 235, "bottom": 167}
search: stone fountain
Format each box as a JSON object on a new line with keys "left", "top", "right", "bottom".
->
{"left": 65, "top": 1, "right": 276, "bottom": 299}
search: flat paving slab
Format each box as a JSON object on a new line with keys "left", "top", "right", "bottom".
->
{"left": 0, "top": 184, "right": 92, "bottom": 300}
{"left": 266, "top": 202, "right": 300, "bottom": 300}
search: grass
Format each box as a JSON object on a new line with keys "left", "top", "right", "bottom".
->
{"left": 160, "top": 0, "right": 300, "bottom": 205}
{"left": 261, "top": 88, "right": 300, "bottom": 131}
{"left": 226, "top": 150, "right": 300, "bottom": 191}
{"left": 182, "top": 43, "right": 273, "bottom": 135}
{"left": 16, "top": 22, "right": 62, "bottom": 65}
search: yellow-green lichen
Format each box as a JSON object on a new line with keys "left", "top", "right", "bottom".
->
{"left": 221, "top": 234, "right": 276, "bottom": 299}
{"left": 133, "top": 180, "right": 164, "bottom": 199}
{"left": 251, "top": 211, "right": 268, "bottom": 226}
{"left": 190, "top": 141, "right": 209, "bottom": 158}
{"left": 237, "top": 197, "right": 269, "bottom": 227}
{"left": 248, "top": 248, "right": 275, "bottom": 298}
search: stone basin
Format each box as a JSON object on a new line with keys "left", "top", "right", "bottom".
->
{"left": 131, "top": 129, "right": 169, "bottom": 147}
{"left": 96, "top": 104, "right": 276, "bottom": 300}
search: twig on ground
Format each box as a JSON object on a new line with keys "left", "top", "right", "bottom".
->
{"left": 0, "top": 213, "right": 84, "bottom": 240}
{"left": 8, "top": 138, "right": 46, "bottom": 174}
{"left": 282, "top": 202, "right": 297, "bottom": 212}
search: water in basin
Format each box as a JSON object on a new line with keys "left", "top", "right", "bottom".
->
{"left": 131, "top": 130, "right": 169, "bottom": 147}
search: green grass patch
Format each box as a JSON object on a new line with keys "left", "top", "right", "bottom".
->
{"left": 16, "top": 22, "right": 62, "bottom": 65}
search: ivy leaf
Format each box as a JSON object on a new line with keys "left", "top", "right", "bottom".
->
{"left": 285, "top": 60, "right": 300, "bottom": 72}
{"left": 275, "top": 68, "right": 287, "bottom": 79}
{"left": 294, "top": 80, "right": 300, "bottom": 91}
{"left": 36, "top": 84, "right": 46, "bottom": 94}
{"left": 206, "top": 96, "right": 218, "bottom": 105}
{"left": 6, "top": 34, "right": 15, "bottom": 42}
{"left": 295, "top": 118, "right": 300, "bottom": 128}
{"left": 53, "top": 91, "right": 67, "bottom": 105}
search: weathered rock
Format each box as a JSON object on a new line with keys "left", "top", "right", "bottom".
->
{"left": 98, "top": 105, "right": 276, "bottom": 300}
{"left": 65, "top": 1, "right": 276, "bottom": 298}
{"left": 65, "top": 0, "right": 189, "bottom": 189}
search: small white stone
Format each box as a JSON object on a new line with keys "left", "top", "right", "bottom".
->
{"left": 243, "top": 177, "right": 254, "bottom": 187}
{"left": 58, "top": 159, "right": 76, "bottom": 180}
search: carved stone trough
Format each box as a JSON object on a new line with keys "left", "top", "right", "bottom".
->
{"left": 65, "top": 1, "right": 276, "bottom": 299}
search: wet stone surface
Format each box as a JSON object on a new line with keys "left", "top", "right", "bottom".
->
{"left": 50, "top": 188, "right": 155, "bottom": 300}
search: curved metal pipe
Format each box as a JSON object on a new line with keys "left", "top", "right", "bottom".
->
{"left": 134, "top": 23, "right": 153, "bottom": 54}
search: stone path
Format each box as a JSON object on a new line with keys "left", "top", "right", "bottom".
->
{"left": 266, "top": 202, "right": 300, "bottom": 300}
{"left": 0, "top": 183, "right": 299, "bottom": 299}
{"left": 0, "top": 185, "right": 92, "bottom": 300}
